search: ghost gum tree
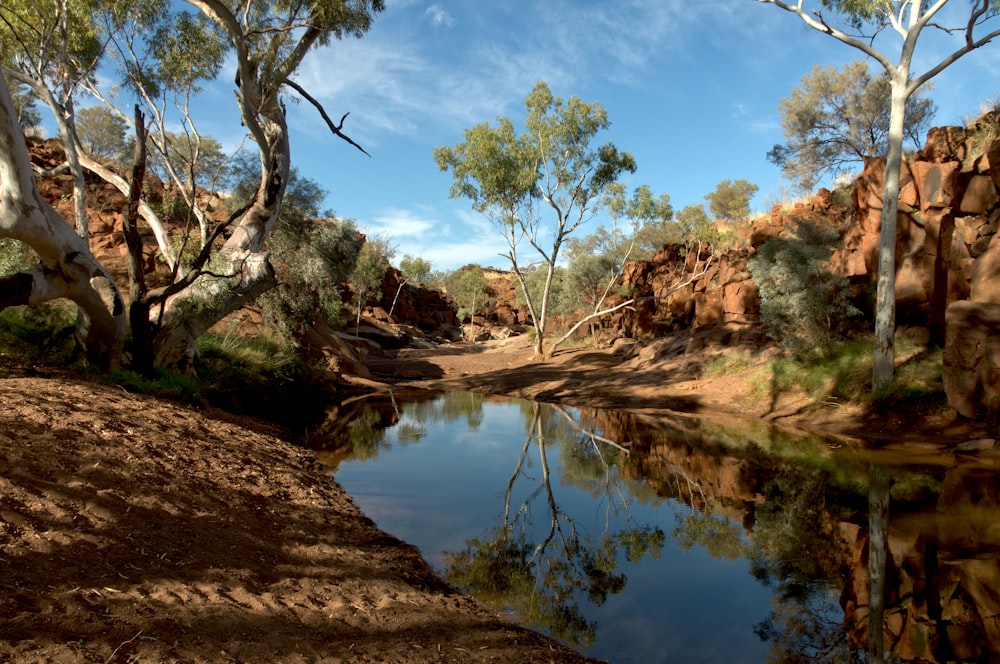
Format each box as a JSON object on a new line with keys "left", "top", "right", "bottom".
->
{"left": 1, "top": 0, "right": 383, "bottom": 372}
{"left": 757, "top": 0, "right": 1000, "bottom": 391}
{"left": 435, "top": 81, "right": 636, "bottom": 358}
{"left": 0, "top": 70, "right": 125, "bottom": 368}
{"left": 136, "top": 0, "right": 383, "bottom": 372}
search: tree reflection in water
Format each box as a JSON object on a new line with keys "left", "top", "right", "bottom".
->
{"left": 321, "top": 391, "right": 1000, "bottom": 662}
{"left": 443, "top": 401, "right": 664, "bottom": 648}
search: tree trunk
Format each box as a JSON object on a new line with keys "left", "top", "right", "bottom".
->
{"left": 149, "top": 91, "right": 288, "bottom": 372}
{"left": 872, "top": 77, "right": 907, "bottom": 391}
{"left": 0, "top": 71, "right": 125, "bottom": 369}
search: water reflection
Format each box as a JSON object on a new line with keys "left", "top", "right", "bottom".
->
{"left": 312, "top": 391, "right": 1000, "bottom": 663}
{"left": 445, "top": 401, "right": 664, "bottom": 648}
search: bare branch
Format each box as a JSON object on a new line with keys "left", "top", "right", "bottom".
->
{"left": 283, "top": 78, "right": 371, "bottom": 157}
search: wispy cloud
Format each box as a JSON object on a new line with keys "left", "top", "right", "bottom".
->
{"left": 295, "top": 0, "right": 707, "bottom": 145}
{"left": 361, "top": 206, "right": 506, "bottom": 270}
{"left": 424, "top": 4, "right": 455, "bottom": 29}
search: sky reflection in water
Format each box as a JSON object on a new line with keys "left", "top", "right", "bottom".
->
{"left": 316, "top": 391, "right": 1000, "bottom": 664}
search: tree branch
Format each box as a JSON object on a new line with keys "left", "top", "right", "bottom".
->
{"left": 283, "top": 78, "right": 371, "bottom": 157}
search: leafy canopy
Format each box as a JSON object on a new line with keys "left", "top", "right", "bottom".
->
{"left": 768, "top": 60, "right": 936, "bottom": 191}
{"left": 705, "top": 179, "right": 759, "bottom": 221}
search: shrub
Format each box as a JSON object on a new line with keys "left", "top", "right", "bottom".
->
{"left": 0, "top": 303, "right": 77, "bottom": 365}
{"left": 749, "top": 218, "right": 860, "bottom": 350}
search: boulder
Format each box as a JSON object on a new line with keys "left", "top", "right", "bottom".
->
{"left": 942, "top": 301, "right": 1000, "bottom": 421}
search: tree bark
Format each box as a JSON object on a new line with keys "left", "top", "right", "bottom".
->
{"left": 872, "top": 74, "right": 908, "bottom": 390}
{"left": 0, "top": 70, "right": 125, "bottom": 369}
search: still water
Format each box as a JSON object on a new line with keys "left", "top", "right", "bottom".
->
{"left": 311, "top": 390, "right": 1000, "bottom": 664}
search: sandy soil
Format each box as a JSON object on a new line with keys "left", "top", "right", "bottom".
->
{"left": 0, "top": 333, "right": 986, "bottom": 663}
{"left": 0, "top": 359, "right": 601, "bottom": 663}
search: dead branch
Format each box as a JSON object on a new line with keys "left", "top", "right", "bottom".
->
{"left": 284, "top": 78, "right": 371, "bottom": 157}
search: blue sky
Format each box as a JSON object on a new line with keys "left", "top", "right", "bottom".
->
{"left": 191, "top": 0, "right": 998, "bottom": 272}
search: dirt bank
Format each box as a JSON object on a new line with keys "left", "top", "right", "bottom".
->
{"left": 369, "top": 334, "right": 989, "bottom": 446}
{"left": 0, "top": 360, "right": 600, "bottom": 663}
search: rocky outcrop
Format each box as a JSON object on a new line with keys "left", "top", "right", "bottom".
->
{"left": 377, "top": 268, "right": 460, "bottom": 332}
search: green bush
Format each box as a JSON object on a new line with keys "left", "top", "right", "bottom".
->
{"left": 749, "top": 218, "right": 860, "bottom": 351}
{"left": 0, "top": 303, "right": 78, "bottom": 365}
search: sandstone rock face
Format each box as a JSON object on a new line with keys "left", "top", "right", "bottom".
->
{"left": 378, "top": 269, "right": 460, "bottom": 331}
{"left": 943, "top": 301, "right": 1000, "bottom": 421}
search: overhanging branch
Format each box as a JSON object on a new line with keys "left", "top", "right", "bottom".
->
{"left": 284, "top": 78, "right": 371, "bottom": 157}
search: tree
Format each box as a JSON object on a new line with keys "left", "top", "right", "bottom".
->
{"left": 387, "top": 254, "right": 433, "bottom": 318}
{"left": 1, "top": 0, "right": 384, "bottom": 373}
{"left": 399, "top": 255, "right": 432, "bottom": 285}
{"left": 705, "top": 179, "right": 758, "bottom": 221}
{"left": 75, "top": 105, "right": 129, "bottom": 165}
{"left": 349, "top": 240, "right": 391, "bottom": 335}
{"left": 757, "top": 0, "right": 1000, "bottom": 391}
{"left": 0, "top": 0, "right": 113, "bottom": 238}
{"left": 768, "top": 60, "right": 936, "bottom": 191}
{"left": 8, "top": 80, "right": 40, "bottom": 130}
{"left": 435, "top": 81, "right": 636, "bottom": 357}
{"left": 443, "top": 265, "right": 489, "bottom": 322}
{"left": 249, "top": 171, "right": 363, "bottom": 341}
{"left": 0, "top": 69, "right": 125, "bottom": 369}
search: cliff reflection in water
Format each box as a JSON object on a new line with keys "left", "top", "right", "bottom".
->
{"left": 312, "top": 391, "right": 1000, "bottom": 663}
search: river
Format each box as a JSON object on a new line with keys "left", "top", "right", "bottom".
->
{"left": 310, "top": 389, "right": 1000, "bottom": 664}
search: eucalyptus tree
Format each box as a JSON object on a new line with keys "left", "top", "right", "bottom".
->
{"left": 705, "top": 179, "right": 759, "bottom": 221}
{"left": 0, "top": 70, "right": 124, "bottom": 369}
{"left": 757, "top": 0, "right": 1000, "bottom": 390}
{"left": 141, "top": 0, "right": 383, "bottom": 371}
{"left": 1, "top": 0, "right": 383, "bottom": 372}
{"left": 768, "top": 60, "right": 936, "bottom": 192}
{"left": 558, "top": 183, "right": 674, "bottom": 347}
{"left": 389, "top": 254, "right": 432, "bottom": 317}
{"left": 91, "top": 7, "right": 230, "bottom": 250}
{"left": 435, "top": 81, "right": 636, "bottom": 357}
{"left": 0, "top": 0, "right": 114, "bottom": 238}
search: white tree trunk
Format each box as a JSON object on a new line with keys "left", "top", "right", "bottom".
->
{"left": 872, "top": 77, "right": 908, "bottom": 390}
{"left": 0, "top": 71, "right": 125, "bottom": 369}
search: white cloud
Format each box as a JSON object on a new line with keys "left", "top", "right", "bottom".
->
{"left": 424, "top": 4, "right": 455, "bottom": 28}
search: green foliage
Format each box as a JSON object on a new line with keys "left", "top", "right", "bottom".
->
{"left": 148, "top": 11, "right": 225, "bottom": 94}
{"left": 442, "top": 265, "right": 489, "bottom": 321}
{"left": 104, "top": 367, "right": 203, "bottom": 405}
{"left": 435, "top": 81, "right": 636, "bottom": 354}
{"left": 256, "top": 170, "right": 363, "bottom": 338}
{"left": 768, "top": 60, "right": 936, "bottom": 192}
{"left": 0, "top": 303, "right": 77, "bottom": 365}
{"left": 195, "top": 331, "right": 332, "bottom": 429}
{"left": 567, "top": 182, "right": 675, "bottom": 263}
{"left": 0, "top": 0, "right": 106, "bottom": 80}
{"left": 739, "top": 335, "right": 945, "bottom": 414}
{"left": 749, "top": 218, "right": 860, "bottom": 350}
{"left": 565, "top": 253, "right": 616, "bottom": 314}
{"left": 705, "top": 179, "right": 758, "bottom": 221}
{"left": 350, "top": 241, "right": 390, "bottom": 322}
{"left": 516, "top": 266, "right": 570, "bottom": 317}
{"left": 675, "top": 203, "right": 733, "bottom": 250}
{"left": 9, "top": 81, "right": 41, "bottom": 130}
{"left": 75, "top": 105, "right": 129, "bottom": 165}
{"left": 398, "top": 254, "right": 432, "bottom": 284}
